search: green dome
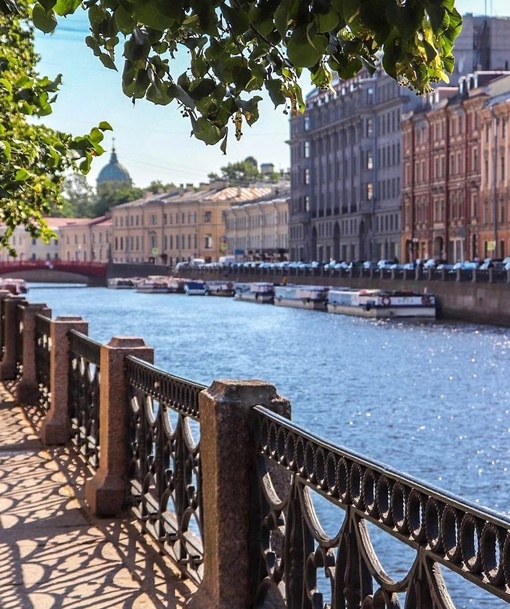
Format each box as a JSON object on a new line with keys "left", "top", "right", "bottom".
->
{"left": 96, "top": 147, "right": 132, "bottom": 187}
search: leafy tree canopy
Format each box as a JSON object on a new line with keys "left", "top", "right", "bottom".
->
{"left": 30, "top": 0, "right": 461, "bottom": 153}
{"left": 0, "top": 0, "right": 110, "bottom": 253}
{"left": 209, "top": 156, "right": 262, "bottom": 184}
{"left": 94, "top": 182, "right": 144, "bottom": 217}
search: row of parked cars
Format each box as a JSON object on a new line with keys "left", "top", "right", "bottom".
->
{"left": 175, "top": 257, "right": 510, "bottom": 273}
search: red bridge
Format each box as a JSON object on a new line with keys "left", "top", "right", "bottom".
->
{"left": 0, "top": 260, "right": 107, "bottom": 284}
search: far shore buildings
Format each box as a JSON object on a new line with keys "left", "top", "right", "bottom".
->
{"left": 0, "top": 218, "right": 84, "bottom": 262}
{"left": 109, "top": 183, "right": 280, "bottom": 265}
{"left": 288, "top": 14, "right": 510, "bottom": 264}
{"left": 223, "top": 189, "right": 290, "bottom": 260}
{"left": 401, "top": 72, "right": 510, "bottom": 263}
{"left": 58, "top": 216, "right": 112, "bottom": 263}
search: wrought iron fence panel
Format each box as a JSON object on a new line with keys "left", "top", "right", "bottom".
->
{"left": 35, "top": 314, "right": 51, "bottom": 413}
{"left": 125, "top": 355, "right": 205, "bottom": 584}
{"left": 68, "top": 330, "right": 101, "bottom": 469}
{"left": 15, "top": 303, "right": 25, "bottom": 381}
{"left": 253, "top": 406, "right": 510, "bottom": 609}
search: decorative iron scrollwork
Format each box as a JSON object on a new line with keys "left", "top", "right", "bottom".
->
{"left": 125, "top": 355, "right": 205, "bottom": 584}
{"left": 253, "top": 406, "right": 510, "bottom": 608}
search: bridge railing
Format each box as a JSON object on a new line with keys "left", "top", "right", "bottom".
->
{"left": 2, "top": 290, "right": 510, "bottom": 608}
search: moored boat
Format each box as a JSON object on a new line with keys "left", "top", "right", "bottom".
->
{"left": 273, "top": 284, "right": 329, "bottom": 311}
{"left": 107, "top": 277, "right": 137, "bottom": 289}
{"left": 0, "top": 278, "right": 28, "bottom": 294}
{"left": 167, "top": 277, "right": 186, "bottom": 293}
{"left": 234, "top": 282, "right": 274, "bottom": 304}
{"left": 184, "top": 280, "right": 208, "bottom": 295}
{"left": 207, "top": 280, "right": 235, "bottom": 297}
{"left": 135, "top": 277, "right": 170, "bottom": 294}
{"left": 327, "top": 288, "right": 436, "bottom": 319}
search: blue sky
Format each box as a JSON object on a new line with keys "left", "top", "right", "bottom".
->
{"left": 35, "top": 0, "right": 510, "bottom": 189}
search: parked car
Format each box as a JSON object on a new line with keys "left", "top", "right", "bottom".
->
{"left": 453, "top": 261, "right": 479, "bottom": 270}
{"left": 423, "top": 259, "right": 437, "bottom": 269}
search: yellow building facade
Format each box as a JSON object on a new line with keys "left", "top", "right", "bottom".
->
{"left": 223, "top": 193, "right": 290, "bottom": 260}
{"left": 59, "top": 216, "right": 112, "bottom": 263}
{"left": 110, "top": 184, "right": 274, "bottom": 265}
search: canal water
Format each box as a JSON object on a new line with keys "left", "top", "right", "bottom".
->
{"left": 28, "top": 284, "right": 510, "bottom": 607}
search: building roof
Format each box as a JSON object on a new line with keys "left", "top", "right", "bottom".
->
{"left": 96, "top": 146, "right": 132, "bottom": 187}
{"left": 112, "top": 185, "right": 277, "bottom": 211}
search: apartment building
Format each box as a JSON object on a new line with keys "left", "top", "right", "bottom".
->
{"left": 479, "top": 74, "right": 510, "bottom": 259}
{"left": 401, "top": 72, "right": 510, "bottom": 263}
{"left": 0, "top": 218, "right": 82, "bottom": 262}
{"left": 288, "top": 15, "right": 510, "bottom": 264}
{"left": 110, "top": 184, "right": 274, "bottom": 265}
{"left": 59, "top": 216, "right": 112, "bottom": 262}
{"left": 223, "top": 189, "right": 290, "bottom": 260}
{"left": 289, "top": 67, "right": 420, "bottom": 263}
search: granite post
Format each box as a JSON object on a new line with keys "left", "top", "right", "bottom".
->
{"left": 40, "top": 316, "right": 88, "bottom": 445}
{"left": 16, "top": 303, "right": 51, "bottom": 404}
{"left": 85, "top": 337, "right": 154, "bottom": 517}
{"left": 0, "top": 295, "right": 27, "bottom": 380}
{"left": 187, "top": 380, "right": 290, "bottom": 609}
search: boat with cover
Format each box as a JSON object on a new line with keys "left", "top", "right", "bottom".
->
{"left": 107, "top": 277, "right": 137, "bottom": 289}
{"left": 135, "top": 277, "right": 171, "bottom": 294}
{"left": 273, "top": 284, "right": 329, "bottom": 311}
{"left": 184, "top": 280, "right": 208, "bottom": 295}
{"left": 327, "top": 288, "right": 436, "bottom": 319}
{"left": 207, "top": 280, "right": 235, "bottom": 297}
{"left": 0, "top": 278, "right": 28, "bottom": 294}
{"left": 234, "top": 282, "right": 274, "bottom": 303}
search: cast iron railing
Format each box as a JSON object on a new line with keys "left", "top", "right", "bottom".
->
{"left": 68, "top": 330, "right": 101, "bottom": 470}
{"left": 125, "top": 355, "right": 205, "bottom": 584}
{"left": 253, "top": 406, "right": 510, "bottom": 608}
{"left": 34, "top": 313, "right": 51, "bottom": 413}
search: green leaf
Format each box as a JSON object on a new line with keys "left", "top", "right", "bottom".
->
{"left": 54, "top": 0, "right": 81, "bottom": 16}
{"left": 15, "top": 169, "right": 30, "bottom": 181}
{"left": 316, "top": 10, "right": 340, "bottom": 33}
{"left": 265, "top": 78, "right": 285, "bottom": 106}
{"left": 114, "top": 4, "right": 136, "bottom": 33}
{"left": 32, "top": 4, "right": 57, "bottom": 33}
{"left": 192, "top": 117, "right": 224, "bottom": 145}
{"left": 99, "top": 52, "right": 117, "bottom": 70}
{"left": 37, "top": 0, "right": 57, "bottom": 12}
{"left": 287, "top": 26, "right": 327, "bottom": 68}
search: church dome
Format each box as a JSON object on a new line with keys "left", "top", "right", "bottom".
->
{"left": 96, "top": 146, "right": 132, "bottom": 188}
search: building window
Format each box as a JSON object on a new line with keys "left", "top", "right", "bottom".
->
{"left": 304, "top": 168, "right": 310, "bottom": 185}
{"left": 304, "top": 141, "right": 310, "bottom": 158}
{"left": 204, "top": 211, "right": 212, "bottom": 222}
{"left": 204, "top": 234, "right": 213, "bottom": 249}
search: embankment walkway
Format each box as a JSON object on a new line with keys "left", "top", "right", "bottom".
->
{"left": 0, "top": 382, "right": 196, "bottom": 609}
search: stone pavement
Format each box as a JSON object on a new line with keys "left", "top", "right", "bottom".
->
{"left": 0, "top": 383, "right": 197, "bottom": 609}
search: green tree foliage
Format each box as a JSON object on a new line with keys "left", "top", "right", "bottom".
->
{"left": 94, "top": 182, "right": 144, "bottom": 217}
{"left": 0, "top": 0, "right": 110, "bottom": 252}
{"left": 30, "top": 0, "right": 461, "bottom": 153}
{"left": 145, "top": 179, "right": 177, "bottom": 194}
{"left": 59, "top": 173, "right": 97, "bottom": 218}
{"left": 210, "top": 156, "right": 262, "bottom": 184}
